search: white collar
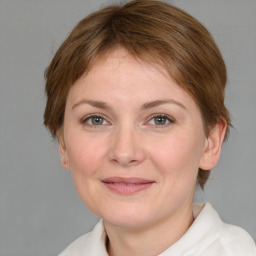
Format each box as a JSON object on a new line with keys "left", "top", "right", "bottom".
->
{"left": 59, "top": 202, "right": 255, "bottom": 255}
{"left": 98, "top": 203, "right": 223, "bottom": 255}
{"left": 159, "top": 202, "right": 223, "bottom": 255}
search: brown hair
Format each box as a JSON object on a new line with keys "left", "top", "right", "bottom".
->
{"left": 44, "top": 0, "right": 231, "bottom": 189}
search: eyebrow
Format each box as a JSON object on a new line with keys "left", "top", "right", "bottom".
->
{"left": 72, "top": 100, "right": 110, "bottom": 110}
{"left": 141, "top": 99, "right": 187, "bottom": 111}
{"left": 72, "top": 99, "right": 187, "bottom": 111}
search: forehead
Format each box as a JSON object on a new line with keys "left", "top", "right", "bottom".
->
{"left": 72, "top": 49, "right": 174, "bottom": 93}
{"left": 86, "top": 47, "right": 171, "bottom": 79}
{"left": 66, "top": 48, "right": 198, "bottom": 114}
{"left": 80, "top": 48, "right": 178, "bottom": 93}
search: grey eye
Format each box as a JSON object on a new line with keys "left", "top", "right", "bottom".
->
{"left": 154, "top": 116, "right": 168, "bottom": 125}
{"left": 83, "top": 115, "right": 107, "bottom": 126}
{"left": 91, "top": 116, "right": 104, "bottom": 125}
{"left": 148, "top": 114, "right": 174, "bottom": 127}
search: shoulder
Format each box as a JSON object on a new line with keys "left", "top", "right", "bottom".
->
{"left": 197, "top": 203, "right": 256, "bottom": 256}
{"left": 58, "top": 220, "right": 108, "bottom": 256}
{"left": 58, "top": 232, "right": 92, "bottom": 256}
{"left": 216, "top": 223, "right": 256, "bottom": 255}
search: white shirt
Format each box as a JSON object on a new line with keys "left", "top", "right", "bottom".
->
{"left": 59, "top": 203, "right": 256, "bottom": 256}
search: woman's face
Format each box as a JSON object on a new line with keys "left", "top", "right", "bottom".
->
{"left": 60, "top": 48, "right": 211, "bottom": 229}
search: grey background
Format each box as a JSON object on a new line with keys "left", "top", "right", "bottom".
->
{"left": 1, "top": 0, "right": 255, "bottom": 255}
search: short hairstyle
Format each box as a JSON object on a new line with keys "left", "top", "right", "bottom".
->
{"left": 44, "top": 0, "right": 231, "bottom": 189}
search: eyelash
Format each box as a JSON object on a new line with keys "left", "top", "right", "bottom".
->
{"left": 81, "top": 114, "right": 110, "bottom": 128}
{"left": 81, "top": 114, "right": 175, "bottom": 128}
{"left": 146, "top": 114, "right": 175, "bottom": 127}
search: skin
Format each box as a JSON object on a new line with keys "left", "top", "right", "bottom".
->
{"left": 59, "top": 48, "right": 226, "bottom": 256}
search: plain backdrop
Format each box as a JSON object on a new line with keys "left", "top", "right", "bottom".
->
{"left": 1, "top": 0, "right": 255, "bottom": 255}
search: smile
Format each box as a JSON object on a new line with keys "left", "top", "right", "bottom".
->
{"left": 101, "top": 177, "right": 155, "bottom": 195}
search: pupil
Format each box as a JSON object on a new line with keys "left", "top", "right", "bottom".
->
{"left": 92, "top": 117, "right": 103, "bottom": 125}
{"left": 155, "top": 116, "right": 166, "bottom": 125}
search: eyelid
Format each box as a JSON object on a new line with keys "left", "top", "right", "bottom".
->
{"left": 81, "top": 113, "right": 111, "bottom": 125}
{"left": 146, "top": 113, "right": 175, "bottom": 126}
{"left": 80, "top": 113, "right": 175, "bottom": 128}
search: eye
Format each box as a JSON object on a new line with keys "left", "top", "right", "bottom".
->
{"left": 82, "top": 115, "right": 108, "bottom": 126}
{"left": 147, "top": 114, "right": 174, "bottom": 127}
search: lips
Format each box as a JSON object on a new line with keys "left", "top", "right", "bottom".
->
{"left": 101, "top": 176, "right": 155, "bottom": 195}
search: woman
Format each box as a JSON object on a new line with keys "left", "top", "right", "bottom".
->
{"left": 44, "top": 0, "right": 256, "bottom": 255}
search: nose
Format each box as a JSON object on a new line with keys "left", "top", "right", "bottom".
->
{"left": 108, "top": 124, "right": 146, "bottom": 167}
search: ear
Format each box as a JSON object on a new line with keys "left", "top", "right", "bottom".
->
{"left": 199, "top": 121, "right": 227, "bottom": 170}
{"left": 58, "top": 131, "right": 70, "bottom": 170}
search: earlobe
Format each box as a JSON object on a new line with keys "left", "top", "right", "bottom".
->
{"left": 199, "top": 121, "right": 227, "bottom": 170}
{"left": 58, "top": 132, "right": 70, "bottom": 170}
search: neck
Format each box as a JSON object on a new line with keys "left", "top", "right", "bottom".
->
{"left": 104, "top": 203, "right": 194, "bottom": 256}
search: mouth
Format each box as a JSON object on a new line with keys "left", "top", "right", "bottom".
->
{"left": 101, "top": 177, "right": 155, "bottom": 195}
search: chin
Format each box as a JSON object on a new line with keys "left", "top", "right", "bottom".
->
{"left": 99, "top": 205, "right": 158, "bottom": 230}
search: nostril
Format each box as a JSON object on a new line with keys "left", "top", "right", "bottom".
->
{"left": 111, "top": 158, "right": 119, "bottom": 164}
{"left": 108, "top": 132, "right": 146, "bottom": 166}
{"left": 110, "top": 156, "right": 139, "bottom": 166}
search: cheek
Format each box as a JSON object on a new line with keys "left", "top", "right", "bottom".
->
{"left": 150, "top": 132, "right": 204, "bottom": 182}
{"left": 66, "top": 134, "right": 107, "bottom": 176}
{"left": 65, "top": 134, "right": 108, "bottom": 214}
